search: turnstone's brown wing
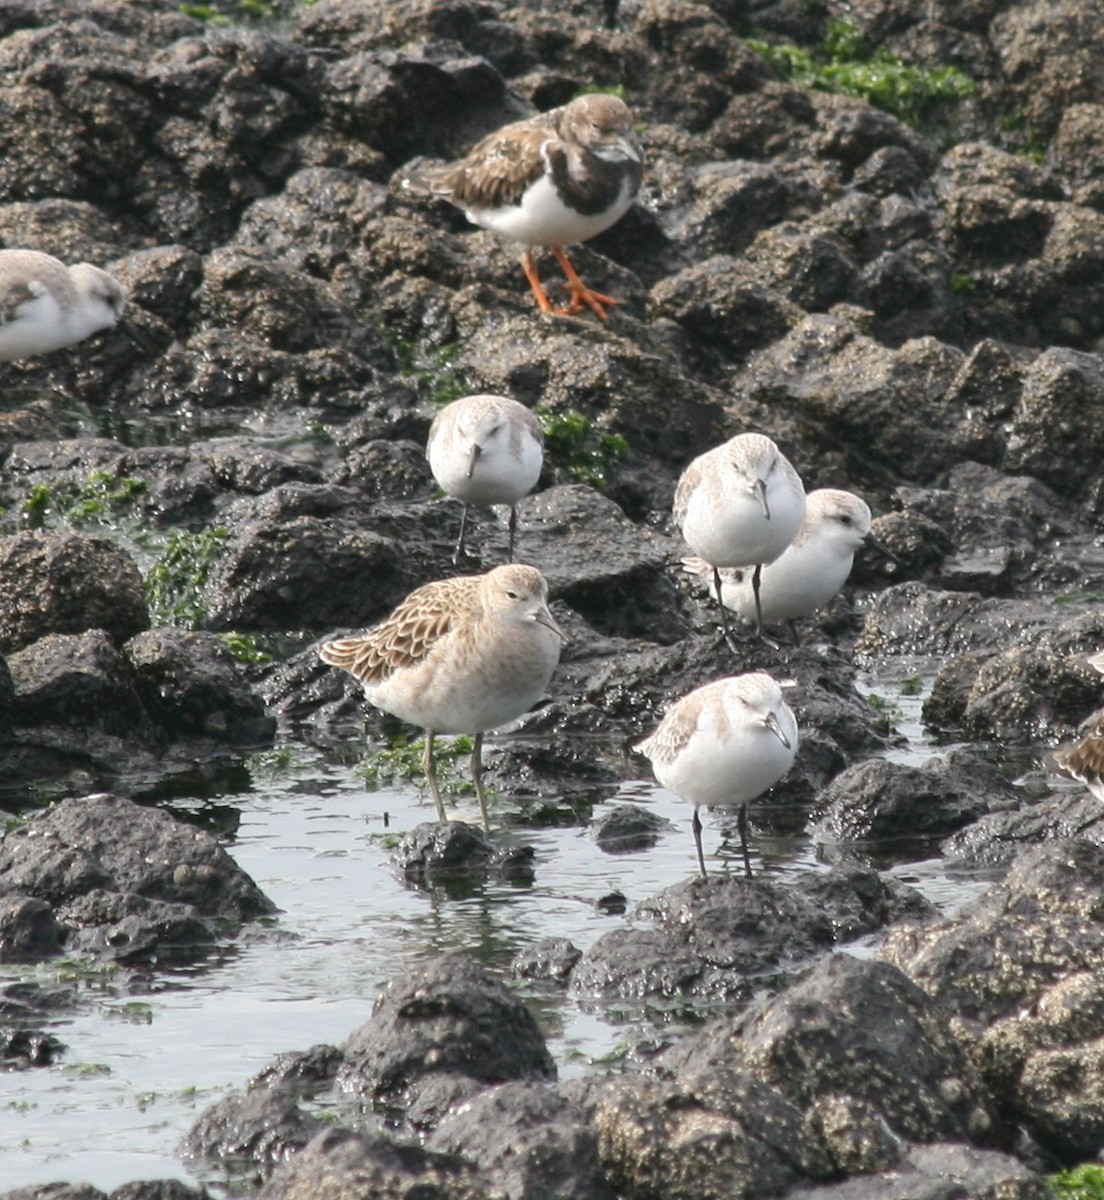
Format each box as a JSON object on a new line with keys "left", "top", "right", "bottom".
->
{"left": 428, "top": 114, "right": 555, "bottom": 211}
{"left": 1054, "top": 725, "right": 1104, "bottom": 799}
{"left": 318, "top": 575, "right": 483, "bottom": 685}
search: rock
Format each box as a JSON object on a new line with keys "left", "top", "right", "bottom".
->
{"left": 392, "top": 821, "right": 535, "bottom": 887}
{"left": 664, "top": 954, "right": 1000, "bottom": 1146}
{"left": 257, "top": 1127, "right": 493, "bottom": 1200}
{"left": 0, "top": 794, "right": 274, "bottom": 963}
{"left": 180, "top": 1087, "right": 325, "bottom": 1174}
{"left": 0, "top": 532, "right": 149, "bottom": 655}
{"left": 568, "top": 870, "right": 931, "bottom": 1011}
{"left": 427, "top": 1081, "right": 612, "bottom": 1200}
{"left": 6, "top": 630, "right": 149, "bottom": 737}
{"left": 590, "top": 803, "right": 669, "bottom": 853}
{"left": 338, "top": 956, "right": 555, "bottom": 1107}
{"left": 944, "top": 789, "right": 1104, "bottom": 868}
{"left": 589, "top": 1070, "right": 828, "bottom": 1200}
{"left": 0, "top": 895, "right": 64, "bottom": 960}
{"left": 123, "top": 628, "right": 275, "bottom": 744}
{"left": 790, "top": 1141, "right": 1051, "bottom": 1200}
{"left": 882, "top": 839, "right": 1104, "bottom": 1029}
{"left": 511, "top": 938, "right": 582, "bottom": 984}
{"left": 810, "top": 751, "right": 1015, "bottom": 852}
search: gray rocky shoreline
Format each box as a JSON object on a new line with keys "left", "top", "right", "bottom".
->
{"left": 3, "top": 0, "right": 1104, "bottom": 1196}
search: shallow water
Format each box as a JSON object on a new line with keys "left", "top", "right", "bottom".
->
{"left": 0, "top": 664, "right": 1012, "bottom": 1194}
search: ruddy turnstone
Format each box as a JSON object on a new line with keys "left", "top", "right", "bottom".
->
{"left": 318, "top": 564, "right": 564, "bottom": 830}
{"left": 635, "top": 672, "right": 799, "bottom": 877}
{"left": 427, "top": 393, "right": 544, "bottom": 563}
{"left": 674, "top": 433, "right": 806, "bottom": 646}
{"left": 682, "top": 489, "right": 872, "bottom": 642}
{"left": 0, "top": 249, "right": 128, "bottom": 362}
{"left": 419, "top": 92, "right": 642, "bottom": 321}
{"left": 1053, "top": 650, "right": 1104, "bottom": 802}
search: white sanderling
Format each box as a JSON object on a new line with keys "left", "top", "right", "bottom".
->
{"left": 0, "top": 248, "right": 128, "bottom": 362}
{"left": 674, "top": 432, "right": 806, "bottom": 645}
{"left": 414, "top": 93, "right": 643, "bottom": 321}
{"left": 427, "top": 393, "right": 544, "bottom": 563}
{"left": 318, "top": 564, "right": 564, "bottom": 830}
{"left": 682, "top": 488, "right": 873, "bottom": 642}
{"left": 635, "top": 671, "right": 798, "bottom": 877}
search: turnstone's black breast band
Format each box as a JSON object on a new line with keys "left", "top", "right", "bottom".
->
{"left": 545, "top": 145, "right": 643, "bottom": 217}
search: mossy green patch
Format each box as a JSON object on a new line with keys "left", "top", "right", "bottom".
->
{"left": 144, "top": 528, "right": 230, "bottom": 628}
{"left": 537, "top": 407, "right": 629, "bottom": 492}
{"left": 1052, "top": 1165, "right": 1104, "bottom": 1200}
{"left": 362, "top": 734, "right": 478, "bottom": 796}
{"left": 746, "top": 19, "right": 975, "bottom": 129}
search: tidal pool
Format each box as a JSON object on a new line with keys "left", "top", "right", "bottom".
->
{"left": 0, "top": 664, "right": 1012, "bottom": 1194}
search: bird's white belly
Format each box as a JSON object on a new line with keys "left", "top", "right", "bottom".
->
{"left": 656, "top": 724, "right": 796, "bottom": 810}
{"left": 682, "top": 492, "right": 796, "bottom": 568}
{"left": 466, "top": 173, "right": 634, "bottom": 246}
{"left": 362, "top": 628, "right": 560, "bottom": 736}
{"left": 0, "top": 293, "right": 71, "bottom": 360}
{"left": 429, "top": 437, "right": 543, "bottom": 507}
{"left": 723, "top": 543, "right": 854, "bottom": 622}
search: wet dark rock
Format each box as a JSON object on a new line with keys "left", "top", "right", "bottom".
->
{"left": 648, "top": 258, "right": 803, "bottom": 373}
{"left": 250, "top": 1043, "right": 345, "bottom": 1094}
{"left": 514, "top": 484, "right": 686, "bottom": 643}
{"left": 590, "top": 803, "right": 669, "bottom": 853}
{"left": 944, "top": 788, "right": 1104, "bottom": 868}
{"left": 923, "top": 643, "right": 1104, "bottom": 744}
{"left": 6, "top": 630, "right": 150, "bottom": 738}
{"left": 338, "top": 955, "right": 555, "bottom": 1107}
{"left": 790, "top": 1142, "right": 1051, "bottom": 1200}
{"left": 588, "top": 1069, "right": 832, "bottom": 1200}
{"left": 124, "top": 628, "right": 276, "bottom": 744}
{"left": 569, "top": 870, "right": 930, "bottom": 1011}
{"left": 811, "top": 751, "right": 1016, "bottom": 853}
{"left": 427, "top": 1081, "right": 612, "bottom": 1200}
{"left": 882, "top": 839, "right": 1104, "bottom": 1031}
{"left": 979, "top": 968, "right": 1104, "bottom": 1162}
{"left": 180, "top": 1086, "right": 325, "bottom": 1174}
{"left": 257, "top": 1127, "right": 491, "bottom": 1200}
{"left": 205, "top": 487, "right": 450, "bottom": 631}
{"left": 0, "top": 793, "right": 274, "bottom": 964}
{"left": 512, "top": 937, "right": 582, "bottom": 983}
{"left": 0, "top": 532, "right": 149, "bottom": 655}
{"left": 663, "top": 954, "right": 1000, "bottom": 1147}
{"left": 1004, "top": 348, "right": 1104, "bottom": 499}
{"left": 58, "top": 890, "right": 221, "bottom": 964}
{"left": 804, "top": 1093, "right": 904, "bottom": 1176}
{"left": 392, "top": 820, "right": 535, "bottom": 886}
{"left": 0, "top": 895, "right": 64, "bottom": 960}
{"left": 735, "top": 313, "right": 965, "bottom": 485}
{"left": 0, "top": 1025, "right": 65, "bottom": 1068}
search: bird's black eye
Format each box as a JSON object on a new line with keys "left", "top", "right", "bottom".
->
{"left": 839, "top": 514, "right": 852, "bottom": 525}
{"left": 506, "top": 590, "right": 519, "bottom": 600}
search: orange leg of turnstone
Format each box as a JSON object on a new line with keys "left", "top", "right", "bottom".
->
{"left": 520, "top": 249, "right": 555, "bottom": 315}
{"left": 551, "top": 245, "right": 618, "bottom": 322}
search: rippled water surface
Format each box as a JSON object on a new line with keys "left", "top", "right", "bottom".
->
{"left": 0, "top": 664, "right": 1015, "bottom": 1193}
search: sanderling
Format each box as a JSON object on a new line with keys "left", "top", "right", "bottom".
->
{"left": 318, "top": 564, "right": 564, "bottom": 830}
{"left": 412, "top": 93, "right": 642, "bottom": 321}
{"left": 674, "top": 432, "right": 806, "bottom": 645}
{"left": 682, "top": 488, "right": 872, "bottom": 642}
{"left": 0, "top": 249, "right": 128, "bottom": 362}
{"left": 635, "top": 672, "right": 798, "bottom": 877}
{"left": 427, "top": 393, "right": 544, "bottom": 563}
